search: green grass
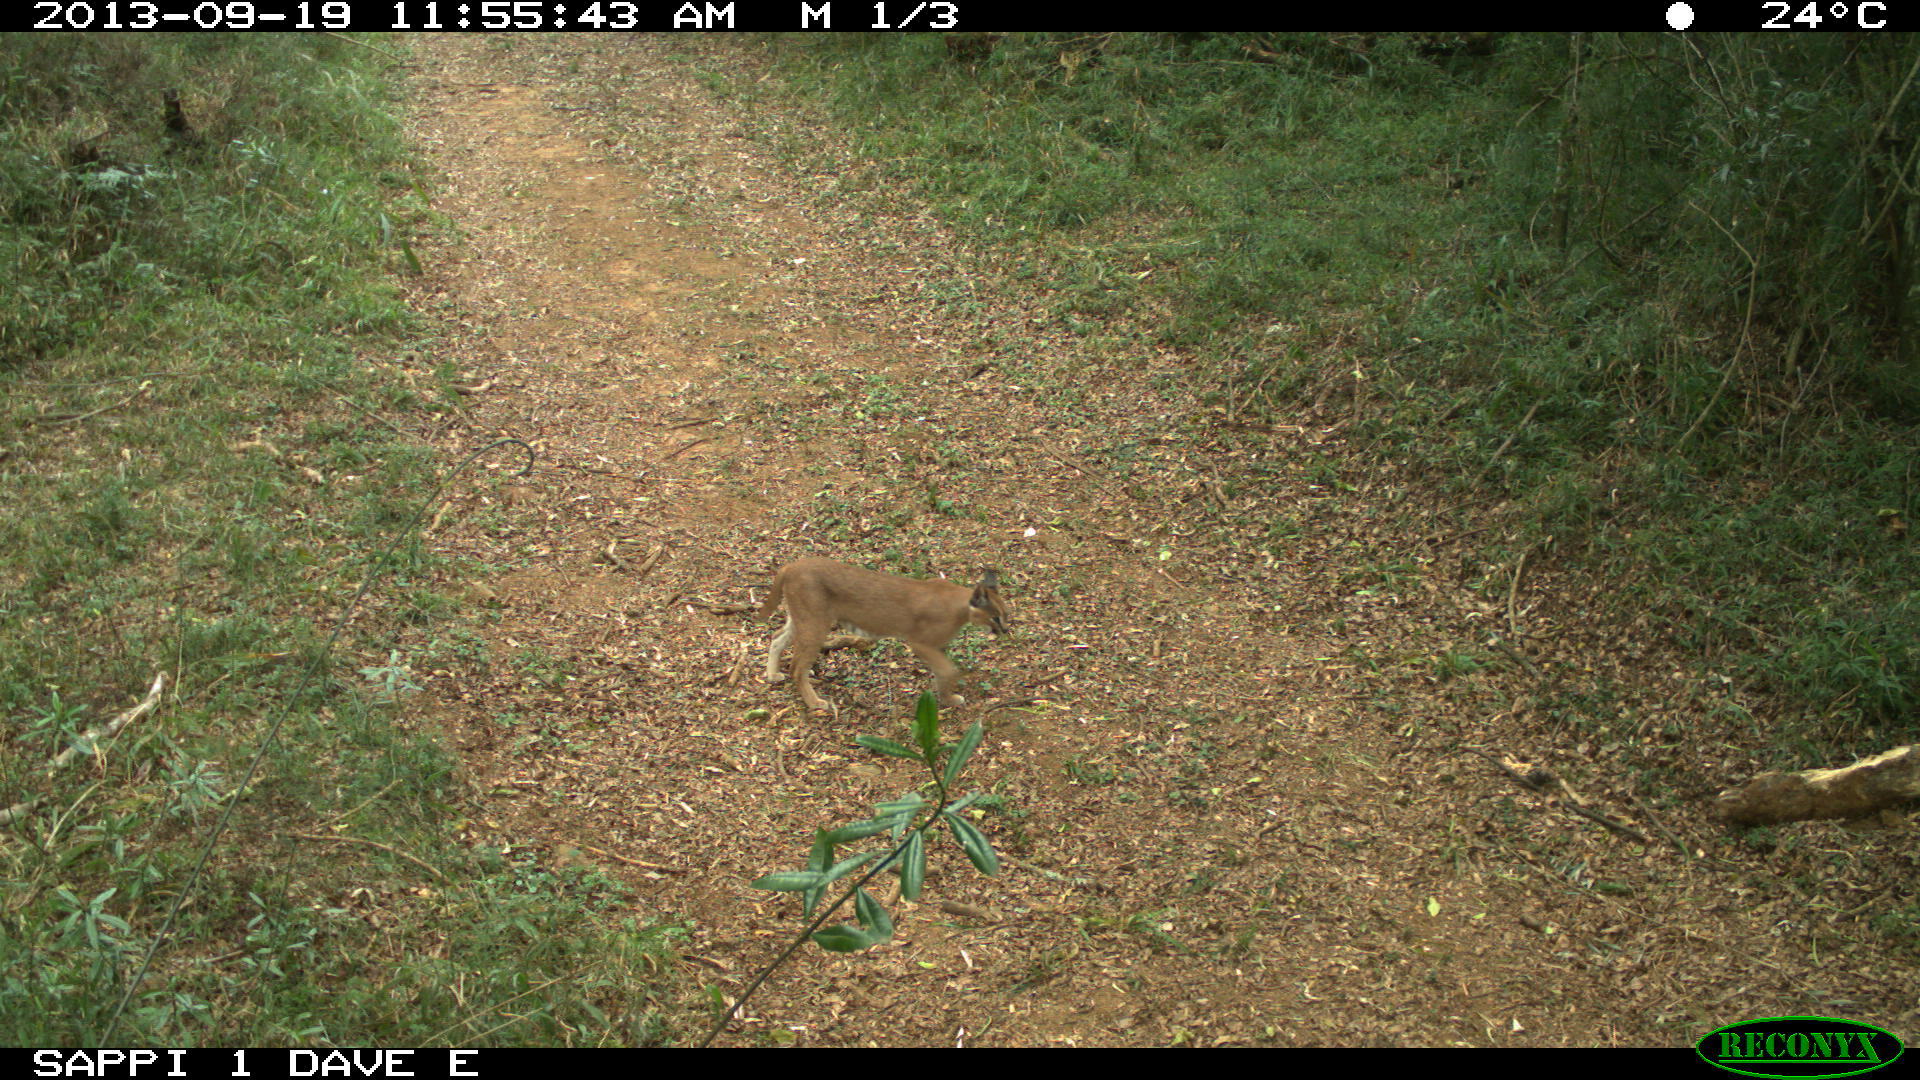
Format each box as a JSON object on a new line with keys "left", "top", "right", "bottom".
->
{"left": 0, "top": 35, "right": 683, "bottom": 1046}
{"left": 758, "top": 32, "right": 1920, "bottom": 752}
{"left": 10, "top": 29, "right": 1908, "bottom": 1045}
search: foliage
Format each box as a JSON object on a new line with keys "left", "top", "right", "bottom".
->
{"left": 752, "top": 693, "right": 999, "bottom": 952}
{"left": 0, "top": 36, "right": 682, "bottom": 1047}
{"left": 713, "top": 694, "right": 999, "bottom": 1042}
{"left": 767, "top": 32, "right": 1920, "bottom": 745}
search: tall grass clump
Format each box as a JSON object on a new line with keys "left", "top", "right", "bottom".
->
{"left": 0, "top": 36, "right": 682, "bottom": 1046}
{"left": 771, "top": 33, "right": 1482, "bottom": 347}
{"left": 1407, "top": 34, "right": 1920, "bottom": 739}
{"left": 765, "top": 32, "right": 1920, "bottom": 747}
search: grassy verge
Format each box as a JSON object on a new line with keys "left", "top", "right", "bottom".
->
{"left": 0, "top": 35, "right": 676, "bottom": 1046}
{"left": 756, "top": 32, "right": 1920, "bottom": 754}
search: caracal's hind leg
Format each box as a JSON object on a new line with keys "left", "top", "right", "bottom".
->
{"left": 764, "top": 616, "right": 796, "bottom": 684}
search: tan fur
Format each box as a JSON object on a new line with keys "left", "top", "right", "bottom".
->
{"left": 759, "top": 558, "right": 1008, "bottom": 713}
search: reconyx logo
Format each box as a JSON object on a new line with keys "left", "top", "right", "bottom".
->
{"left": 1698, "top": 1016, "right": 1904, "bottom": 1079}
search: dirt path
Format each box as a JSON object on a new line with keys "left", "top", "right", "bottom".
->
{"left": 398, "top": 36, "right": 1915, "bottom": 1047}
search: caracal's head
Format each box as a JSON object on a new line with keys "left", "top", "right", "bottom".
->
{"left": 970, "top": 570, "right": 1009, "bottom": 635}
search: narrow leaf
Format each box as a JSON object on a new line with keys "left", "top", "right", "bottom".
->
{"left": 856, "top": 735, "right": 921, "bottom": 760}
{"left": 942, "top": 812, "right": 1001, "bottom": 876}
{"left": 751, "top": 871, "right": 829, "bottom": 892}
{"left": 823, "top": 849, "right": 882, "bottom": 883}
{"left": 875, "top": 793, "right": 926, "bottom": 822}
{"left": 913, "top": 692, "right": 940, "bottom": 758}
{"left": 806, "top": 828, "right": 835, "bottom": 873}
{"left": 943, "top": 721, "right": 985, "bottom": 788}
{"left": 900, "top": 830, "right": 927, "bottom": 901}
{"left": 397, "top": 232, "right": 422, "bottom": 276}
{"left": 811, "top": 925, "right": 874, "bottom": 953}
{"left": 854, "top": 888, "right": 895, "bottom": 941}
{"left": 825, "top": 818, "right": 895, "bottom": 844}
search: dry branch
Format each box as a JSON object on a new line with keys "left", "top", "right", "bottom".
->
{"left": 0, "top": 673, "right": 165, "bottom": 827}
{"left": 1714, "top": 744, "right": 1920, "bottom": 826}
{"left": 1486, "top": 635, "right": 1544, "bottom": 679}
{"left": 663, "top": 437, "right": 709, "bottom": 460}
{"left": 633, "top": 544, "right": 668, "bottom": 580}
{"left": 1505, "top": 548, "right": 1529, "bottom": 633}
{"left": 284, "top": 831, "right": 447, "bottom": 880}
{"left": 1487, "top": 400, "right": 1541, "bottom": 466}
{"left": 1471, "top": 748, "right": 1650, "bottom": 843}
{"left": 573, "top": 841, "right": 686, "bottom": 872}
{"left": 30, "top": 383, "right": 152, "bottom": 427}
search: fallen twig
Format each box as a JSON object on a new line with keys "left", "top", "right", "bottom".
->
{"left": 325, "top": 384, "right": 408, "bottom": 436}
{"left": 553, "top": 460, "right": 649, "bottom": 484}
{"left": 980, "top": 697, "right": 1039, "bottom": 713}
{"left": 574, "top": 842, "right": 686, "bottom": 873}
{"left": 1625, "top": 792, "right": 1700, "bottom": 862}
{"left": 632, "top": 544, "right": 668, "bottom": 580}
{"left": 32, "top": 383, "right": 152, "bottom": 427}
{"left": 1487, "top": 400, "right": 1541, "bottom": 466}
{"left": 1470, "top": 748, "right": 1650, "bottom": 843}
{"left": 0, "top": 673, "right": 166, "bottom": 827}
{"left": 322, "top": 31, "right": 409, "bottom": 63}
{"left": 1565, "top": 802, "right": 1651, "bottom": 843}
{"left": 663, "top": 437, "right": 709, "bottom": 460}
{"left": 284, "top": 831, "right": 447, "bottom": 881}
{"left": 1505, "top": 548, "right": 1529, "bottom": 633}
{"left": 1041, "top": 449, "right": 1131, "bottom": 505}
{"left": 1485, "top": 635, "right": 1543, "bottom": 679}
{"left": 1004, "top": 856, "right": 1099, "bottom": 888}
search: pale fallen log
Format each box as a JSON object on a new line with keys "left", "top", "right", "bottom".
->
{"left": 1714, "top": 744, "right": 1920, "bottom": 826}
{"left": 0, "top": 672, "right": 166, "bottom": 827}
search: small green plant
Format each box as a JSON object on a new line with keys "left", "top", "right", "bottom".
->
{"left": 753, "top": 694, "right": 998, "bottom": 951}
{"left": 1349, "top": 559, "right": 1422, "bottom": 596}
{"left": 510, "top": 647, "right": 573, "bottom": 690}
{"left": 808, "top": 490, "right": 857, "bottom": 538}
{"left": 1870, "top": 903, "right": 1920, "bottom": 955}
{"left": 1065, "top": 755, "right": 1118, "bottom": 786}
{"left": 28, "top": 691, "right": 90, "bottom": 754}
{"left": 709, "top": 694, "right": 1001, "bottom": 1044}
{"left": 925, "top": 490, "right": 965, "bottom": 517}
{"left": 1433, "top": 649, "right": 1484, "bottom": 680}
{"left": 856, "top": 375, "right": 908, "bottom": 418}
{"left": 1007, "top": 949, "right": 1071, "bottom": 992}
{"left": 358, "top": 650, "right": 421, "bottom": 703}
{"left": 1126, "top": 910, "right": 1187, "bottom": 955}
{"left": 162, "top": 757, "right": 227, "bottom": 822}
{"left": 51, "top": 887, "right": 134, "bottom": 981}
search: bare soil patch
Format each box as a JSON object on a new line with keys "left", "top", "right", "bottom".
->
{"left": 397, "top": 35, "right": 1918, "bottom": 1047}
